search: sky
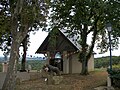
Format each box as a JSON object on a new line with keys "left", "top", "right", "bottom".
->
{"left": 0, "top": 30, "right": 120, "bottom": 58}
{"left": 0, "top": 30, "right": 48, "bottom": 57}
{"left": 24, "top": 30, "right": 120, "bottom": 58}
{"left": 25, "top": 30, "right": 48, "bottom": 57}
{"left": 88, "top": 33, "right": 120, "bottom": 58}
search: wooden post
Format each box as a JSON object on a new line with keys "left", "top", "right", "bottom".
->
{"left": 63, "top": 51, "right": 69, "bottom": 74}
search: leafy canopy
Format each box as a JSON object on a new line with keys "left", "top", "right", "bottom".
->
{"left": 49, "top": 0, "right": 120, "bottom": 54}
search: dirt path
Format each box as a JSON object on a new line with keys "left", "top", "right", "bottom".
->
{"left": 16, "top": 71, "right": 108, "bottom": 90}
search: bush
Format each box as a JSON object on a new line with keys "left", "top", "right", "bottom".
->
{"left": 107, "top": 68, "right": 120, "bottom": 87}
{"left": 113, "top": 64, "right": 120, "bottom": 69}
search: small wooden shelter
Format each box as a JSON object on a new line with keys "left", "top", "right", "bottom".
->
{"left": 36, "top": 29, "right": 94, "bottom": 74}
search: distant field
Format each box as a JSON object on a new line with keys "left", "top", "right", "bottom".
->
{"left": 94, "top": 56, "right": 120, "bottom": 68}
{"left": 25, "top": 60, "right": 46, "bottom": 70}
{"left": 0, "top": 60, "right": 46, "bottom": 72}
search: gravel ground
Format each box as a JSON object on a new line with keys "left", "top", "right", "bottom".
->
{"left": 15, "top": 71, "right": 110, "bottom": 90}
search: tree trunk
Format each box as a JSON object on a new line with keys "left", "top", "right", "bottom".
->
{"left": 79, "top": 48, "right": 89, "bottom": 75}
{"left": 2, "top": 39, "right": 20, "bottom": 90}
{"left": 80, "top": 48, "right": 89, "bottom": 75}
{"left": 2, "top": 18, "right": 28, "bottom": 90}
{"left": 20, "top": 36, "right": 28, "bottom": 72}
{"left": 80, "top": 24, "right": 89, "bottom": 75}
{"left": 81, "top": 58, "right": 88, "bottom": 75}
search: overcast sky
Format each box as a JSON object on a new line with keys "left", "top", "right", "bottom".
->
{"left": 25, "top": 30, "right": 120, "bottom": 58}
{"left": 0, "top": 30, "right": 48, "bottom": 57}
{"left": 0, "top": 30, "right": 120, "bottom": 58}
{"left": 26, "top": 30, "right": 48, "bottom": 57}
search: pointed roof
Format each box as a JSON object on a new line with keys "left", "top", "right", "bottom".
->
{"left": 36, "top": 29, "right": 81, "bottom": 54}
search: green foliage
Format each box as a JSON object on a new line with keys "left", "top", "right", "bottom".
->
{"left": 0, "top": 60, "right": 46, "bottom": 72}
{"left": 49, "top": 0, "right": 120, "bottom": 53}
{"left": 108, "top": 68, "right": 120, "bottom": 79}
{"left": 1, "top": 1, "right": 49, "bottom": 89}
{"left": 0, "top": 10, "right": 10, "bottom": 35}
{"left": 26, "top": 60, "right": 45, "bottom": 70}
{"left": 94, "top": 56, "right": 120, "bottom": 68}
{"left": 0, "top": 1, "right": 11, "bottom": 53}
{"left": 94, "top": 57, "right": 109, "bottom": 68}
{"left": 107, "top": 68, "right": 120, "bottom": 87}
{"left": 113, "top": 64, "right": 120, "bottom": 69}
{"left": 0, "top": 35, "right": 12, "bottom": 55}
{"left": 49, "top": 0, "right": 120, "bottom": 75}
{"left": 0, "top": 0, "right": 49, "bottom": 54}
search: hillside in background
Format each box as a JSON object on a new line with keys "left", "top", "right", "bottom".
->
{"left": 0, "top": 56, "right": 46, "bottom": 62}
{"left": 0, "top": 56, "right": 46, "bottom": 72}
{"left": 94, "top": 56, "right": 120, "bottom": 68}
{"left": 1, "top": 56, "right": 120, "bottom": 71}
{"left": 25, "top": 57, "right": 46, "bottom": 61}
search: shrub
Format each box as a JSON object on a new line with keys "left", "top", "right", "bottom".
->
{"left": 113, "top": 64, "right": 120, "bottom": 69}
{"left": 107, "top": 67, "right": 120, "bottom": 87}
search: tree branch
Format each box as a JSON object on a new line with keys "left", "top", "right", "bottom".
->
{"left": 86, "top": 16, "right": 99, "bottom": 60}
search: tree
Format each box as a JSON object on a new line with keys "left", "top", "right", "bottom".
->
{"left": 0, "top": 1, "right": 11, "bottom": 54}
{"left": 0, "top": 0, "right": 49, "bottom": 90}
{"left": 20, "top": 34, "right": 30, "bottom": 72}
{"left": 49, "top": 0, "right": 120, "bottom": 75}
{"left": 0, "top": 35, "right": 12, "bottom": 56}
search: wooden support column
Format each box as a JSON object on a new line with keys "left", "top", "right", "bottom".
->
{"left": 69, "top": 55, "right": 72, "bottom": 74}
{"left": 63, "top": 51, "right": 69, "bottom": 74}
